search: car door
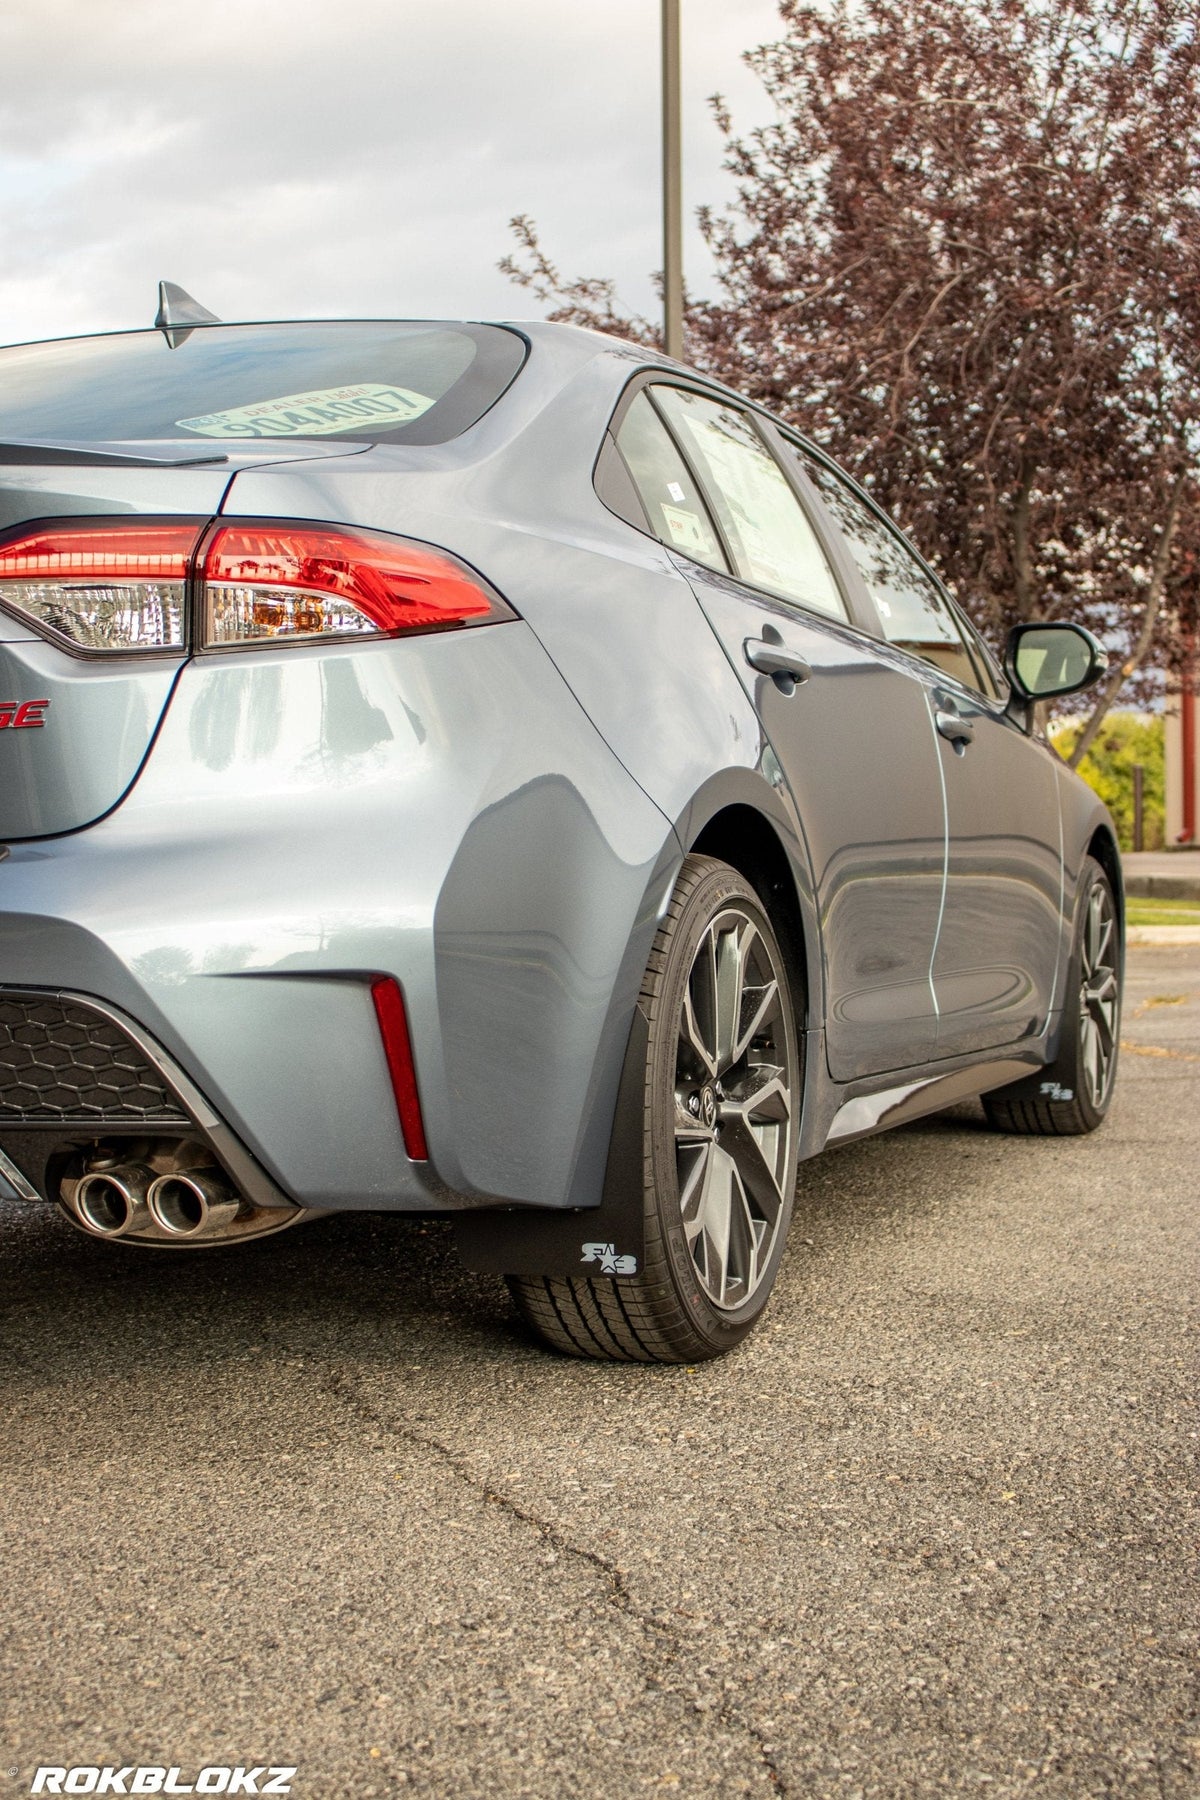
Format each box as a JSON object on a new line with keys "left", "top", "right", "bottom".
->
{"left": 924, "top": 624, "right": 1065, "bottom": 1056}
{"left": 607, "top": 380, "right": 947, "bottom": 1082}
{"left": 786, "top": 444, "right": 1064, "bottom": 1057}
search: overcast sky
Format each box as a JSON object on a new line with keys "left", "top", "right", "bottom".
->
{"left": 0, "top": 0, "right": 783, "bottom": 347}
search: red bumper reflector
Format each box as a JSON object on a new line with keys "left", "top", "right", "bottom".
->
{"left": 371, "top": 977, "right": 429, "bottom": 1161}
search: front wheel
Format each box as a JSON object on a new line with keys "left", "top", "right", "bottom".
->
{"left": 508, "top": 855, "right": 803, "bottom": 1362}
{"left": 983, "top": 854, "right": 1122, "bottom": 1136}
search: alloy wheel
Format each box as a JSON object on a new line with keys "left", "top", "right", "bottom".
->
{"left": 672, "top": 906, "right": 796, "bottom": 1311}
{"left": 1079, "top": 880, "right": 1119, "bottom": 1108}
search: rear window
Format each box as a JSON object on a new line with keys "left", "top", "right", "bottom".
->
{"left": 0, "top": 321, "right": 527, "bottom": 448}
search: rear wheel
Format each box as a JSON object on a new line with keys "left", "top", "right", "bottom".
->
{"left": 983, "top": 854, "right": 1121, "bottom": 1136}
{"left": 508, "top": 855, "right": 802, "bottom": 1362}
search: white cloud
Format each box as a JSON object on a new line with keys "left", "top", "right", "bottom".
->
{"left": 0, "top": 0, "right": 781, "bottom": 345}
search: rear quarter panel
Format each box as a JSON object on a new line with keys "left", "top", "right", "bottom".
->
{"left": 0, "top": 621, "right": 676, "bottom": 1213}
{"left": 217, "top": 346, "right": 827, "bottom": 1019}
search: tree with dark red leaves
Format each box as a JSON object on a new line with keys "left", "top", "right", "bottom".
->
{"left": 504, "top": 0, "right": 1199, "bottom": 758}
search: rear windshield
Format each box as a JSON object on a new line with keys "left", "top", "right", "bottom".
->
{"left": 0, "top": 321, "right": 527, "bottom": 447}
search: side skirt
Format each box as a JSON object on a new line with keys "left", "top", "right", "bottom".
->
{"left": 822, "top": 1053, "right": 1045, "bottom": 1148}
{"left": 454, "top": 1009, "right": 1061, "bottom": 1280}
{"left": 800, "top": 1014, "right": 1060, "bottom": 1156}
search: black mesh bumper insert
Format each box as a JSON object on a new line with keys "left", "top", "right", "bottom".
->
{"left": 0, "top": 995, "right": 189, "bottom": 1124}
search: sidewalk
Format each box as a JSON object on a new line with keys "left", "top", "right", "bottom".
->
{"left": 1121, "top": 848, "right": 1200, "bottom": 900}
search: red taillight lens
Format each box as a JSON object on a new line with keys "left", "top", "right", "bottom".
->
{"left": 0, "top": 515, "right": 514, "bottom": 654}
{"left": 0, "top": 517, "right": 203, "bottom": 651}
{"left": 201, "top": 521, "right": 511, "bottom": 647}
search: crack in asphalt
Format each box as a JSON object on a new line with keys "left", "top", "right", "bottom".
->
{"left": 321, "top": 1365, "right": 643, "bottom": 1617}
{"left": 320, "top": 1365, "right": 788, "bottom": 1794}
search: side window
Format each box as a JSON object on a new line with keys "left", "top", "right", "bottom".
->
{"left": 953, "top": 606, "right": 1006, "bottom": 700}
{"left": 651, "top": 387, "right": 848, "bottom": 621}
{"left": 614, "top": 392, "right": 728, "bottom": 572}
{"left": 791, "top": 447, "right": 982, "bottom": 690}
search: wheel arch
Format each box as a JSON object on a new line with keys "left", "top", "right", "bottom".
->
{"left": 1086, "top": 823, "right": 1124, "bottom": 934}
{"left": 1055, "top": 756, "right": 1125, "bottom": 954}
{"left": 688, "top": 801, "right": 818, "bottom": 1032}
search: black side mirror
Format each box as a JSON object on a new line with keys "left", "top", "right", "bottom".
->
{"left": 1005, "top": 622, "right": 1109, "bottom": 702}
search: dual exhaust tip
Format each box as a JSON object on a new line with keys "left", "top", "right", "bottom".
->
{"left": 73, "top": 1163, "right": 240, "bottom": 1242}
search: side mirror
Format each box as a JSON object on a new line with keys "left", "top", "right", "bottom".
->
{"left": 1005, "top": 621, "right": 1109, "bottom": 702}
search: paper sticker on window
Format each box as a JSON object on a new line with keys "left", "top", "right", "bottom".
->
{"left": 176, "top": 383, "right": 434, "bottom": 439}
{"left": 661, "top": 503, "right": 713, "bottom": 555}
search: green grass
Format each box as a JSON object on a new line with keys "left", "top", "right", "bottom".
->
{"left": 1127, "top": 895, "right": 1200, "bottom": 928}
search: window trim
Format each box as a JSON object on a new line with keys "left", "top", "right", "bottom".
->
{"left": 773, "top": 424, "right": 1006, "bottom": 703}
{"left": 946, "top": 600, "right": 1007, "bottom": 701}
{"left": 647, "top": 384, "right": 858, "bottom": 628}
{"left": 594, "top": 429, "right": 652, "bottom": 535}
{"left": 595, "top": 367, "right": 1011, "bottom": 701}
{"left": 607, "top": 392, "right": 731, "bottom": 575}
{"left": 641, "top": 387, "right": 742, "bottom": 579}
{"left": 598, "top": 369, "right": 880, "bottom": 632}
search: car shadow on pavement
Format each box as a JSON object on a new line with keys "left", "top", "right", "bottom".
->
{"left": 0, "top": 1197, "right": 531, "bottom": 1392}
{"left": 1, "top": 1097, "right": 1003, "bottom": 1397}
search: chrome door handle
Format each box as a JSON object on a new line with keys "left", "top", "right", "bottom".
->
{"left": 935, "top": 708, "right": 974, "bottom": 748}
{"left": 744, "top": 638, "right": 812, "bottom": 692}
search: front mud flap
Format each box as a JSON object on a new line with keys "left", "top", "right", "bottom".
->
{"left": 453, "top": 1006, "right": 648, "bottom": 1281}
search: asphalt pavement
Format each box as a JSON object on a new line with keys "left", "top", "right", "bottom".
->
{"left": 2, "top": 946, "right": 1196, "bottom": 1799}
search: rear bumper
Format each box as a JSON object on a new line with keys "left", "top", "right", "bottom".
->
{"left": 0, "top": 984, "right": 302, "bottom": 1218}
{"left": 0, "top": 622, "right": 676, "bottom": 1215}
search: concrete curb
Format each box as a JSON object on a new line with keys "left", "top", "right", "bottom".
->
{"left": 1124, "top": 875, "right": 1200, "bottom": 902}
{"left": 1126, "top": 926, "right": 1200, "bottom": 945}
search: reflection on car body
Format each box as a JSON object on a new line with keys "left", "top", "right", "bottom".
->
{"left": 0, "top": 304, "right": 1121, "bottom": 1362}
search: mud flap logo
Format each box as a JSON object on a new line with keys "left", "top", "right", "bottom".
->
{"left": 581, "top": 1241, "right": 638, "bottom": 1275}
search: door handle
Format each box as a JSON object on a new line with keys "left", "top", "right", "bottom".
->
{"left": 935, "top": 708, "right": 975, "bottom": 749}
{"left": 744, "top": 638, "right": 812, "bottom": 693}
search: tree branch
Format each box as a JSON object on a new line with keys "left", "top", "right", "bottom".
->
{"left": 1068, "top": 464, "right": 1189, "bottom": 767}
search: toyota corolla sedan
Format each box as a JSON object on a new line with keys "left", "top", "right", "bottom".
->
{"left": 0, "top": 297, "right": 1122, "bottom": 1362}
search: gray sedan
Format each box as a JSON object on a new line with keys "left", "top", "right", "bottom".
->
{"left": 0, "top": 304, "right": 1121, "bottom": 1361}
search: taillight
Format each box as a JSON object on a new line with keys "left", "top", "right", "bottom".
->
{"left": 200, "top": 521, "right": 513, "bottom": 646}
{"left": 0, "top": 518, "right": 202, "bottom": 652}
{"left": 0, "top": 516, "right": 514, "bottom": 654}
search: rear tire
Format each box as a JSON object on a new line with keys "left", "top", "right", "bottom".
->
{"left": 507, "top": 856, "right": 802, "bottom": 1363}
{"left": 983, "top": 854, "right": 1121, "bottom": 1136}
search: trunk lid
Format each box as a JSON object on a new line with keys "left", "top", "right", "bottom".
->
{"left": 0, "top": 447, "right": 357, "bottom": 839}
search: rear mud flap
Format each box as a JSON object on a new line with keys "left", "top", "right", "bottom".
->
{"left": 454, "top": 1006, "right": 648, "bottom": 1280}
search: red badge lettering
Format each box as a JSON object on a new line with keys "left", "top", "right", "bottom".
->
{"left": 0, "top": 698, "right": 50, "bottom": 729}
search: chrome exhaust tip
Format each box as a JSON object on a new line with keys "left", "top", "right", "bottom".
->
{"left": 59, "top": 1142, "right": 300, "bottom": 1247}
{"left": 74, "top": 1164, "right": 155, "bottom": 1238}
{"left": 147, "top": 1169, "right": 241, "bottom": 1239}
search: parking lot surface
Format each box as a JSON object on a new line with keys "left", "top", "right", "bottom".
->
{"left": 2, "top": 945, "right": 1196, "bottom": 1799}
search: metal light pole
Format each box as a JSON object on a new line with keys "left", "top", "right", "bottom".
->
{"left": 662, "top": 0, "right": 684, "bottom": 360}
